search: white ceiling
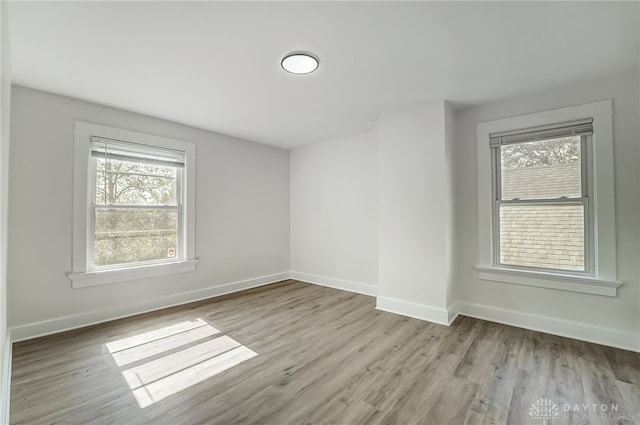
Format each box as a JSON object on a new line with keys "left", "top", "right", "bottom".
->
{"left": 8, "top": 1, "right": 639, "bottom": 149}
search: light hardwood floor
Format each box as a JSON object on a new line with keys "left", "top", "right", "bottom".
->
{"left": 10, "top": 280, "right": 640, "bottom": 425}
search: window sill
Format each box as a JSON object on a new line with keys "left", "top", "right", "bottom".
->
{"left": 476, "top": 266, "right": 621, "bottom": 297}
{"left": 68, "top": 259, "right": 199, "bottom": 288}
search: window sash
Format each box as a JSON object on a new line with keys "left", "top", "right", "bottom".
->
{"left": 89, "top": 205, "right": 184, "bottom": 270}
{"left": 492, "top": 135, "right": 593, "bottom": 275}
{"left": 494, "top": 137, "right": 587, "bottom": 202}
{"left": 493, "top": 199, "right": 590, "bottom": 274}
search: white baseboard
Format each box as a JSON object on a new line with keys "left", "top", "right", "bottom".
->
{"left": 291, "top": 274, "right": 638, "bottom": 352}
{"left": 376, "top": 296, "right": 451, "bottom": 326}
{"left": 290, "top": 271, "right": 377, "bottom": 297}
{"left": 447, "top": 302, "right": 461, "bottom": 325}
{"left": 1, "top": 330, "right": 11, "bottom": 425}
{"left": 10, "top": 272, "right": 290, "bottom": 342}
{"left": 455, "top": 301, "right": 640, "bottom": 353}
{"left": 290, "top": 273, "right": 454, "bottom": 327}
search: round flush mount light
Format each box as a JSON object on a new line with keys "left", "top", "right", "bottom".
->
{"left": 281, "top": 52, "right": 319, "bottom": 75}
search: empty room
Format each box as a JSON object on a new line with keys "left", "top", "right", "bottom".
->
{"left": 0, "top": 1, "right": 638, "bottom": 424}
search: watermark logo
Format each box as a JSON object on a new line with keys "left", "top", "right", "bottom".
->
{"left": 527, "top": 398, "right": 634, "bottom": 424}
{"left": 529, "top": 398, "right": 560, "bottom": 424}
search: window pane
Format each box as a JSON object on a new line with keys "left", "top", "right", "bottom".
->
{"left": 501, "top": 136, "right": 581, "bottom": 200}
{"left": 95, "top": 158, "right": 177, "bottom": 206}
{"left": 499, "top": 203, "right": 584, "bottom": 271}
{"left": 94, "top": 208, "right": 178, "bottom": 267}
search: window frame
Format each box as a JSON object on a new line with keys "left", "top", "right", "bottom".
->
{"left": 69, "top": 121, "right": 197, "bottom": 288}
{"left": 492, "top": 133, "right": 592, "bottom": 275}
{"left": 476, "top": 100, "right": 621, "bottom": 297}
{"left": 88, "top": 138, "right": 185, "bottom": 271}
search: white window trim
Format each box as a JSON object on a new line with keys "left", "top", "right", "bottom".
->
{"left": 69, "top": 121, "right": 198, "bottom": 288}
{"left": 476, "top": 99, "right": 621, "bottom": 297}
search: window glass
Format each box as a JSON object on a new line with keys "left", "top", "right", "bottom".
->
{"left": 500, "top": 136, "right": 582, "bottom": 201}
{"left": 95, "top": 157, "right": 178, "bottom": 206}
{"left": 94, "top": 208, "right": 179, "bottom": 267}
{"left": 499, "top": 203, "right": 585, "bottom": 271}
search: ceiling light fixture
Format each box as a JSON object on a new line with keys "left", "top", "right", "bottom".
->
{"left": 281, "top": 52, "right": 319, "bottom": 75}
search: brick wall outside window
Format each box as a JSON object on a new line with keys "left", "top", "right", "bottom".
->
{"left": 499, "top": 164, "right": 584, "bottom": 271}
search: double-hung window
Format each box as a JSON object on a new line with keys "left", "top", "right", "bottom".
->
{"left": 90, "top": 138, "right": 184, "bottom": 269}
{"left": 476, "top": 100, "right": 621, "bottom": 296}
{"left": 70, "top": 122, "right": 197, "bottom": 288}
{"left": 491, "top": 120, "right": 592, "bottom": 274}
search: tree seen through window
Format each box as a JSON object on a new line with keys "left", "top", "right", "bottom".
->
{"left": 94, "top": 154, "right": 180, "bottom": 267}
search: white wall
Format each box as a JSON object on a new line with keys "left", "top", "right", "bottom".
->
{"left": 0, "top": 1, "right": 11, "bottom": 421}
{"left": 377, "top": 102, "right": 453, "bottom": 324}
{"left": 453, "top": 68, "right": 640, "bottom": 350}
{"left": 290, "top": 130, "right": 377, "bottom": 295}
{"left": 8, "top": 86, "right": 290, "bottom": 340}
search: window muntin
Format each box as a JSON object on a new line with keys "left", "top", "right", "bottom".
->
{"left": 89, "top": 138, "right": 185, "bottom": 270}
{"left": 492, "top": 131, "right": 591, "bottom": 274}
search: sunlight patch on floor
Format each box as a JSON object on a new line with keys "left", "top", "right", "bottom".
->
{"left": 106, "top": 318, "right": 211, "bottom": 353}
{"left": 106, "top": 319, "right": 257, "bottom": 408}
{"left": 131, "top": 345, "right": 257, "bottom": 408}
{"left": 111, "top": 325, "right": 220, "bottom": 367}
{"left": 122, "top": 335, "right": 240, "bottom": 388}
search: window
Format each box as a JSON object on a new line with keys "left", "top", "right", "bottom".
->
{"left": 90, "top": 138, "right": 184, "bottom": 269}
{"left": 70, "top": 122, "right": 197, "bottom": 288}
{"left": 491, "top": 121, "right": 591, "bottom": 274}
{"left": 476, "top": 100, "right": 621, "bottom": 296}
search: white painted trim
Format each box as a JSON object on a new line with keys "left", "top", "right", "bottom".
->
{"left": 289, "top": 274, "right": 459, "bottom": 327}
{"left": 447, "top": 302, "right": 461, "bottom": 325}
{"left": 11, "top": 272, "right": 290, "bottom": 342}
{"left": 75, "top": 121, "right": 197, "bottom": 154}
{"left": 456, "top": 301, "right": 639, "bottom": 353}
{"left": 476, "top": 266, "right": 621, "bottom": 297}
{"left": 69, "top": 259, "right": 199, "bottom": 288}
{"left": 71, "top": 120, "right": 198, "bottom": 283}
{"left": 289, "top": 271, "right": 377, "bottom": 297}
{"left": 0, "top": 330, "right": 11, "bottom": 425}
{"left": 375, "top": 296, "right": 451, "bottom": 326}
{"left": 476, "top": 99, "right": 619, "bottom": 295}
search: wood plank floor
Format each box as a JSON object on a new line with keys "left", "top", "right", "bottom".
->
{"left": 10, "top": 280, "right": 640, "bottom": 425}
